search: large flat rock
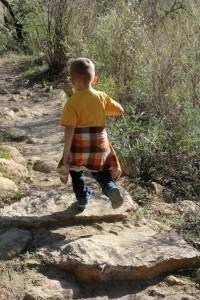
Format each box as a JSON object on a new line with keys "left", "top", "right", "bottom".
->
{"left": 41, "top": 226, "right": 200, "bottom": 282}
{"left": 0, "top": 188, "right": 137, "bottom": 228}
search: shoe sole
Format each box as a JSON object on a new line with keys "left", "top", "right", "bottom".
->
{"left": 77, "top": 204, "right": 86, "bottom": 212}
{"left": 108, "top": 188, "right": 123, "bottom": 209}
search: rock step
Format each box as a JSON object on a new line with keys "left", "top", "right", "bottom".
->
{"left": 40, "top": 226, "right": 200, "bottom": 282}
{"left": 0, "top": 188, "right": 137, "bottom": 228}
{"left": 0, "top": 228, "right": 31, "bottom": 259}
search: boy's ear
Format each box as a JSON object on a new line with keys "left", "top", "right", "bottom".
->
{"left": 91, "top": 76, "right": 97, "bottom": 85}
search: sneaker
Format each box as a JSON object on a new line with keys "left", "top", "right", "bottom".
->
{"left": 107, "top": 187, "right": 123, "bottom": 209}
{"left": 77, "top": 189, "right": 92, "bottom": 212}
{"left": 77, "top": 203, "right": 86, "bottom": 212}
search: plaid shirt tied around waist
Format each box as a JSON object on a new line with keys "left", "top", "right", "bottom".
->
{"left": 69, "top": 127, "right": 121, "bottom": 180}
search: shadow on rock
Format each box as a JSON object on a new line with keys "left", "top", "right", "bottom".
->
{"left": 0, "top": 202, "right": 85, "bottom": 229}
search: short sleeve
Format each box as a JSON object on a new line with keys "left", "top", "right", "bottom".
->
{"left": 60, "top": 101, "right": 78, "bottom": 127}
{"left": 104, "top": 93, "right": 124, "bottom": 116}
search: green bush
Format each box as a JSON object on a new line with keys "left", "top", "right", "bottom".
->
{"left": 0, "top": 150, "right": 11, "bottom": 160}
{"left": 0, "top": 32, "right": 21, "bottom": 55}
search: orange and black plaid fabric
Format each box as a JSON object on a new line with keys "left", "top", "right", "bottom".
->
{"left": 69, "top": 127, "right": 121, "bottom": 180}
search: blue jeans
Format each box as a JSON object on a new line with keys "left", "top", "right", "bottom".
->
{"left": 70, "top": 170, "right": 117, "bottom": 206}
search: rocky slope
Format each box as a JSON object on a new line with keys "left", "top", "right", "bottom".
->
{"left": 0, "top": 56, "right": 199, "bottom": 300}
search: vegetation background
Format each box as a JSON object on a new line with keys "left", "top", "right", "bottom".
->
{"left": 0, "top": 0, "right": 199, "bottom": 202}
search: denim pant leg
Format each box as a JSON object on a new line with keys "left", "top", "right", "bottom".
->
{"left": 92, "top": 170, "right": 117, "bottom": 196}
{"left": 70, "top": 171, "right": 91, "bottom": 205}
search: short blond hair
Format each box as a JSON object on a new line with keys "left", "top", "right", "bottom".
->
{"left": 70, "top": 58, "right": 95, "bottom": 84}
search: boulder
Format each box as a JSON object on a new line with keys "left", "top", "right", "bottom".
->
{"left": 177, "top": 200, "right": 200, "bottom": 213}
{"left": 42, "top": 227, "right": 200, "bottom": 282}
{"left": 0, "top": 228, "right": 31, "bottom": 259}
{"left": 33, "top": 160, "right": 57, "bottom": 173}
{"left": 0, "top": 145, "right": 26, "bottom": 165}
{"left": 0, "top": 188, "right": 136, "bottom": 228}
{"left": 0, "top": 158, "right": 28, "bottom": 178}
{"left": 147, "top": 182, "right": 164, "bottom": 195}
{"left": 121, "top": 157, "right": 140, "bottom": 177}
{"left": 0, "top": 177, "right": 18, "bottom": 192}
{"left": 0, "top": 128, "right": 28, "bottom": 142}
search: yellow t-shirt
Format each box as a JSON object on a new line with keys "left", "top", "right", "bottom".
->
{"left": 60, "top": 87, "right": 123, "bottom": 127}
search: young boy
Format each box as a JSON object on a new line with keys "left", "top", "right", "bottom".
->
{"left": 60, "top": 58, "right": 124, "bottom": 210}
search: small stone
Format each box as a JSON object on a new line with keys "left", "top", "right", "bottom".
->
{"left": 11, "top": 106, "right": 20, "bottom": 112}
{"left": 148, "top": 182, "right": 164, "bottom": 195}
{"left": 25, "top": 90, "right": 33, "bottom": 97}
{"left": 26, "top": 137, "right": 43, "bottom": 145}
{"left": 148, "top": 287, "right": 165, "bottom": 297}
{"left": 11, "top": 89, "right": 21, "bottom": 95}
{"left": 165, "top": 275, "right": 186, "bottom": 286}
{"left": 44, "top": 177, "right": 53, "bottom": 182}
{"left": 5, "top": 77, "right": 13, "bottom": 82}
{"left": 43, "top": 85, "right": 53, "bottom": 92}
{"left": 4, "top": 110, "right": 16, "bottom": 119}
{"left": 140, "top": 217, "right": 147, "bottom": 225}
{"left": 0, "top": 87, "right": 9, "bottom": 95}
{"left": 8, "top": 96, "right": 18, "bottom": 102}
{"left": 32, "top": 98, "right": 40, "bottom": 103}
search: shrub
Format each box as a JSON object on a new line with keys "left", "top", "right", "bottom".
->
{"left": 0, "top": 150, "right": 11, "bottom": 160}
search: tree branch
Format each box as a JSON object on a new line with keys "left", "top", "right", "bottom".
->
{"left": 0, "top": 0, "right": 23, "bottom": 41}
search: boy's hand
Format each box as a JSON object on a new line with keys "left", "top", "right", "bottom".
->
{"left": 62, "top": 125, "right": 75, "bottom": 168}
{"left": 62, "top": 151, "right": 72, "bottom": 167}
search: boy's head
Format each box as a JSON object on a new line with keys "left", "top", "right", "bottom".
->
{"left": 70, "top": 58, "right": 96, "bottom": 88}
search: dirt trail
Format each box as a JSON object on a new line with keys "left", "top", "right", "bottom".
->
{"left": 0, "top": 56, "right": 199, "bottom": 300}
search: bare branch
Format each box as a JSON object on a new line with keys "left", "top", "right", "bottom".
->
{"left": 0, "top": 0, "right": 23, "bottom": 41}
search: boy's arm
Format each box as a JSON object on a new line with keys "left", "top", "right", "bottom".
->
{"left": 104, "top": 94, "right": 124, "bottom": 116}
{"left": 60, "top": 100, "right": 78, "bottom": 167}
{"left": 62, "top": 126, "right": 75, "bottom": 167}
